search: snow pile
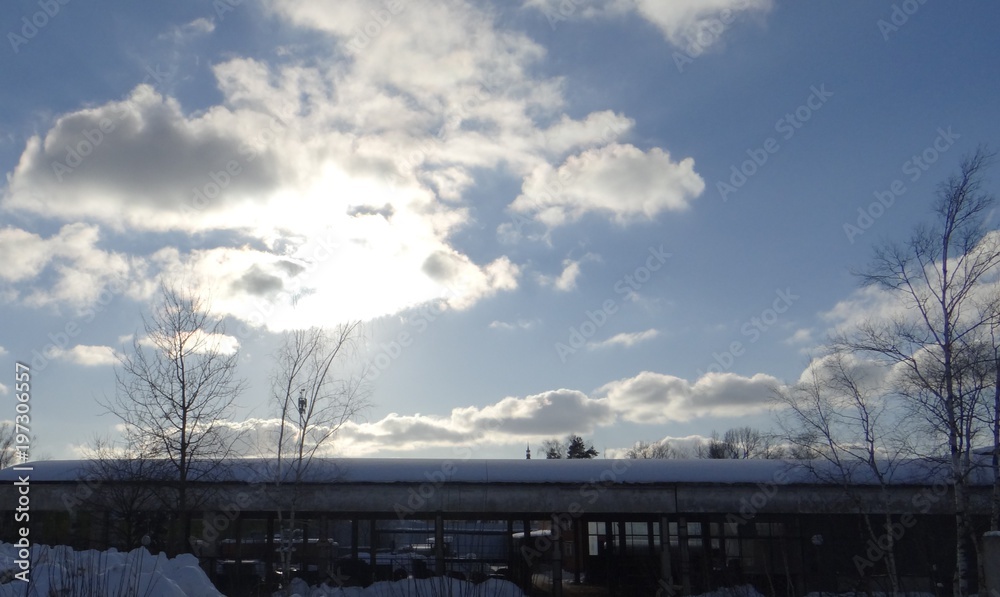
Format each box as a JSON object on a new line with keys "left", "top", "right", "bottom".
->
{"left": 804, "top": 594, "right": 934, "bottom": 597}
{"left": 278, "top": 576, "right": 525, "bottom": 597}
{"left": 696, "top": 586, "right": 765, "bottom": 597}
{"left": 0, "top": 543, "right": 223, "bottom": 597}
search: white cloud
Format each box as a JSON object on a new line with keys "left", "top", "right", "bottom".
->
{"left": 632, "top": 0, "right": 773, "bottom": 54}
{"left": 49, "top": 345, "right": 118, "bottom": 367}
{"left": 489, "top": 318, "right": 539, "bottom": 331}
{"left": 598, "top": 370, "right": 780, "bottom": 423}
{"left": 537, "top": 258, "right": 585, "bottom": 291}
{"left": 510, "top": 144, "right": 704, "bottom": 226}
{"left": 140, "top": 330, "right": 240, "bottom": 356}
{"left": 3, "top": 85, "right": 287, "bottom": 233}
{"left": 0, "top": 382, "right": 8, "bottom": 395}
{"left": 587, "top": 328, "right": 660, "bottom": 350}
{"left": 783, "top": 328, "right": 813, "bottom": 345}
{"left": 604, "top": 433, "right": 707, "bottom": 458}
{"left": 1, "top": 0, "right": 709, "bottom": 331}
{"left": 7, "top": 0, "right": 647, "bottom": 327}
{"left": 0, "top": 345, "right": 7, "bottom": 356}
{"left": 307, "top": 388, "right": 614, "bottom": 455}
{"left": 0, "top": 224, "right": 145, "bottom": 308}
{"left": 181, "top": 17, "right": 215, "bottom": 36}
{"left": 227, "top": 369, "right": 786, "bottom": 455}
{"left": 522, "top": 0, "right": 773, "bottom": 54}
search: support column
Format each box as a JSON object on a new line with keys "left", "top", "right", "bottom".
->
{"left": 351, "top": 519, "right": 359, "bottom": 560}
{"left": 434, "top": 515, "right": 445, "bottom": 576}
{"left": 604, "top": 521, "right": 614, "bottom": 595}
{"left": 234, "top": 515, "right": 243, "bottom": 591}
{"left": 369, "top": 519, "right": 377, "bottom": 574}
{"left": 984, "top": 533, "right": 1000, "bottom": 597}
{"left": 618, "top": 520, "right": 627, "bottom": 594}
{"left": 265, "top": 514, "right": 275, "bottom": 586}
{"left": 678, "top": 517, "right": 691, "bottom": 596}
{"left": 660, "top": 515, "right": 674, "bottom": 593}
{"left": 549, "top": 534, "right": 562, "bottom": 597}
{"left": 573, "top": 521, "right": 583, "bottom": 584}
{"left": 523, "top": 519, "right": 532, "bottom": 592}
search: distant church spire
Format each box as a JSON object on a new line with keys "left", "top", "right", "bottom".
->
{"left": 525, "top": 443, "right": 531, "bottom": 460}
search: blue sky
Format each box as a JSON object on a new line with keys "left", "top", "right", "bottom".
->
{"left": 1, "top": 0, "right": 999, "bottom": 460}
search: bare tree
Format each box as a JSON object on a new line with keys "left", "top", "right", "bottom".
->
{"left": 624, "top": 439, "right": 677, "bottom": 459}
{"left": 697, "top": 426, "right": 783, "bottom": 459}
{"left": 265, "top": 324, "right": 369, "bottom": 589}
{"left": 775, "top": 351, "right": 911, "bottom": 595}
{"left": 101, "top": 285, "right": 246, "bottom": 552}
{"left": 0, "top": 422, "right": 18, "bottom": 469}
{"left": 542, "top": 438, "right": 564, "bottom": 459}
{"left": 77, "top": 437, "right": 172, "bottom": 549}
{"left": 836, "top": 147, "right": 998, "bottom": 595}
{"left": 542, "top": 435, "right": 597, "bottom": 459}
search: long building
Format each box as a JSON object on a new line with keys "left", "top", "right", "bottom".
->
{"left": 0, "top": 457, "right": 994, "bottom": 596}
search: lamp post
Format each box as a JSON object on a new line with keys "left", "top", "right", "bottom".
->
{"left": 298, "top": 388, "right": 307, "bottom": 426}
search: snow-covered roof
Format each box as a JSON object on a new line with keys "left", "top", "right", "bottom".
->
{"left": 0, "top": 456, "right": 984, "bottom": 486}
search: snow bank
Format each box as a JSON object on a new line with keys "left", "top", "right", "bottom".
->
{"left": 0, "top": 543, "right": 223, "bottom": 597}
{"left": 695, "top": 586, "right": 765, "bottom": 597}
{"left": 277, "top": 576, "right": 525, "bottom": 597}
{"left": 803, "top": 593, "right": 934, "bottom": 597}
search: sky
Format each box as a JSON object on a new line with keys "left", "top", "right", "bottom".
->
{"left": 1, "top": 0, "right": 999, "bottom": 461}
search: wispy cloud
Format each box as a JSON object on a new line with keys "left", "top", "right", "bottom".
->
{"left": 50, "top": 345, "right": 118, "bottom": 367}
{"left": 489, "top": 318, "right": 539, "bottom": 331}
{"left": 587, "top": 328, "right": 660, "bottom": 350}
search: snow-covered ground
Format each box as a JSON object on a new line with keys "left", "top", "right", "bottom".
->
{"left": 278, "top": 576, "right": 525, "bottom": 597}
{"left": 0, "top": 542, "right": 527, "bottom": 597}
{"left": 0, "top": 543, "right": 223, "bottom": 597}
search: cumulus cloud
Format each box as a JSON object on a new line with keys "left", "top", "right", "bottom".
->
{"left": 238, "top": 388, "right": 616, "bottom": 456}
{"left": 510, "top": 144, "right": 704, "bottom": 226}
{"left": 49, "top": 345, "right": 118, "bottom": 367}
{"left": 783, "top": 328, "right": 813, "bottom": 345}
{"left": 0, "top": 382, "right": 8, "bottom": 395}
{"left": 632, "top": 0, "right": 772, "bottom": 53}
{"left": 140, "top": 330, "right": 240, "bottom": 356}
{"left": 598, "top": 370, "right": 780, "bottom": 423}
{"left": 587, "top": 328, "right": 659, "bottom": 350}
{"left": 4, "top": 85, "right": 284, "bottom": 232}
{"left": 0, "top": 224, "right": 145, "bottom": 308}
{"left": 226, "top": 369, "right": 785, "bottom": 454}
{"left": 537, "top": 258, "right": 586, "bottom": 291}
{"left": 522, "top": 0, "right": 772, "bottom": 54}
{"left": 489, "top": 318, "right": 539, "bottom": 331}
{"left": 6, "top": 0, "right": 664, "bottom": 327}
